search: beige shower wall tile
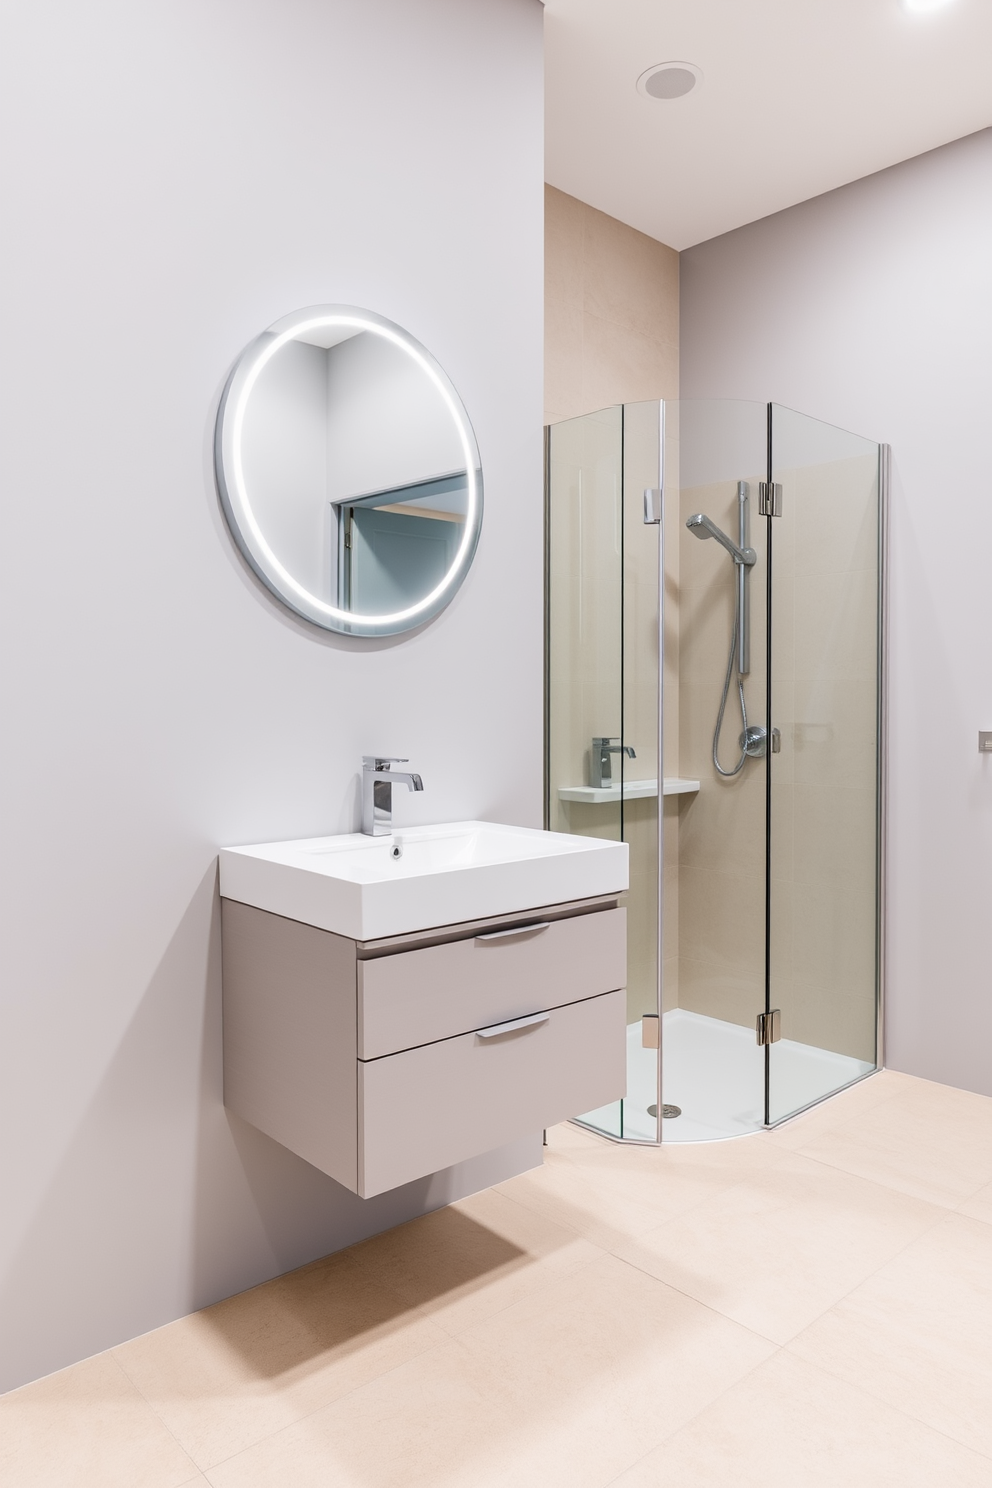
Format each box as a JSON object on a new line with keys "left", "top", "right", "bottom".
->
{"left": 678, "top": 768, "right": 766, "bottom": 874}
{"left": 581, "top": 314, "right": 676, "bottom": 414}
{"left": 545, "top": 185, "right": 678, "bottom": 423}
{"left": 0, "top": 1351, "right": 199, "bottom": 1488}
{"left": 679, "top": 865, "right": 764, "bottom": 978}
{"left": 794, "top": 566, "right": 879, "bottom": 685}
{"left": 793, "top": 678, "right": 879, "bottom": 788}
{"left": 677, "top": 959, "right": 763, "bottom": 1029}
{"left": 582, "top": 204, "right": 679, "bottom": 341}
{"left": 792, "top": 454, "right": 880, "bottom": 578}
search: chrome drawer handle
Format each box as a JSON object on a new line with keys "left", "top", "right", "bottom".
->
{"left": 476, "top": 1012, "right": 549, "bottom": 1040}
{"left": 475, "top": 921, "right": 551, "bottom": 943}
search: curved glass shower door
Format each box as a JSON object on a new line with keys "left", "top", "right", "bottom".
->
{"left": 546, "top": 398, "right": 882, "bottom": 1144}
{"left": 546, "top": 406, "right": 630, "bottom": 1139}
{"left": 766, "top": 405, "right": 882, "bottom": 1124}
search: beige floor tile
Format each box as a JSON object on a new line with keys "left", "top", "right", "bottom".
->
{"left": 792, "top": 1074, "right": 992, "bottom": 1206}
{"left": 789, "top": 1212, "right": 992, "bottom": 1457}
{"left": 205, "top": 1255, "right": 774, "bottom": 1488}
{"left": 614, "top": 1152, "right": 943, "bottom": 1343}
{"left": 765, "top": 1068, "right": 909, "bottom": 1150}
{"left": 114, "top": 1243, "right": 449, "bottom": 1470}
{"left": 607, "top": 1350, "right": 992, "bottom": 1488}
{"left": 958, "top": 1179, "right": 992, "bottom": 1225}
{"left": 342, "top": 1185, "right": 604, "bottom": 1336}
{"left": 0, "top": 1350, "right": 198, "bottom": 1488}
{"left": 497, "top": 1123, "right": 784, "bottom": 1249}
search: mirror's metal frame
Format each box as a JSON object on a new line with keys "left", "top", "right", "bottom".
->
{"left": 215, "top": 304, "right": 484, "bottom": 636}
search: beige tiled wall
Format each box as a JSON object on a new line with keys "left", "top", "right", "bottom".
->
{"left": 677, "top": 456, "right": 879, "bottom": 1061}
{"left": 545, "top": 186, "right": 678, "bottom": 425}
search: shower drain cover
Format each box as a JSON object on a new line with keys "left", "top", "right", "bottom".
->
{"left": 647, "top": 1104, "right": 682, "bottom": 1120}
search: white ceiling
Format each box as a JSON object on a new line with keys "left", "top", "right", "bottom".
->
{"left": 545, "top": 0, "right": 992, "bottom": 250}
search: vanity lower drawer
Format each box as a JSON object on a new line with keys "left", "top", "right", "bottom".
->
{"left": 357, "top": 987, "right": 625, "bottom": 1197}
{"left": 358, "top": 906, "right": 626, "bottom": 1058}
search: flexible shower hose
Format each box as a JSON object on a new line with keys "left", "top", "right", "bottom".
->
{"left": 713, "top": 604, "right": 749, "bottom": 778}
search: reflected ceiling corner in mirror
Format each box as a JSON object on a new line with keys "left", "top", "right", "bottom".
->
{"left": 214, "top": 304, "right": 484, "bottom": 637}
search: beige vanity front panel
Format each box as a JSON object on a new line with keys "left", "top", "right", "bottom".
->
{"left": 358, "top": 906, "right": 626, "bottom": 1059}
{"left": 357, "top": 987, "right": 625, "bottom": 1197}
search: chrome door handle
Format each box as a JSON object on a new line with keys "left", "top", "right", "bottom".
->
{"left": 476, "top": 1012, "right": 549, "bottom": 1040}
{"left": 475, "top": 921, "right": 551, "bottom": 942}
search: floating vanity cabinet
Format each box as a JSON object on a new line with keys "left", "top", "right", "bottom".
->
{"left": 221, "top": 896, "right": 626, "bottom": 1197}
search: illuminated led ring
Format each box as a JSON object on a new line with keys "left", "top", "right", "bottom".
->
{"left": 215, "top": 305, "right": 484, "bottom": 637}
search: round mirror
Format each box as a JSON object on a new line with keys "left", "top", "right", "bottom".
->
{"left": 215, "top": 305, "right": 483, "bottom": 636}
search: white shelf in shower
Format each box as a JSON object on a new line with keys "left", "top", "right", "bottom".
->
{"left": 557, "top": 778, "right": 700, "bottom": 805}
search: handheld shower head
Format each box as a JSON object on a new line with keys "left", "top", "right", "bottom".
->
{"left": 686, "top": 512, "right": 756, "bottom": 567}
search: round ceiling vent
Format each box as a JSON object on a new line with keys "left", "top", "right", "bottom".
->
{"left": 636, "top": 62, "right": 703, "bottom": 100}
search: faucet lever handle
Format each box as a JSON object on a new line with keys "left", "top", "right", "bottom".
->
{"left": 363, "top": 754, "right": 409, "bottom": 770}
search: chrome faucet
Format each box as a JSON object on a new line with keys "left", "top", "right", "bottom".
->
{"left": 590, "top": 737, "right": 636, "bottom": 789}
{"left": 361, "top": 755, "right": 424, "bottom": 836}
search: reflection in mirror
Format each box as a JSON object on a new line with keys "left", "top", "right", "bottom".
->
{"left": 216, "top": 307, "right": 482, "bottom": 636}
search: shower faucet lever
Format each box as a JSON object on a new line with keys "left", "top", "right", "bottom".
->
{"left": 590, "top": 737, "right": 636, "bottom": 789}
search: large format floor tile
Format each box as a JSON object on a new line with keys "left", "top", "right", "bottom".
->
{"left": 789, "top": 1074, "right": 992, "bottom": 1207}
{"left": 498, "top": 1115, "right": 784, "bottom": 1248}
{"left": 789, "top": 1211, "right": 992, "bottom": 1458}
{"left": 612, "top": 1151, "right": 944, "bottom": 1343}
{"left": 7, "top": 1073, "right": 992, "bottom": 1488}
{"left": 0, "top": 1351, "right": 200, "bottom": 1488}
{"left": 205, "top": 1256, "right": 775, "bottom": 1488}
{"left": 607, "top": 1350, "right": 992, "bottom": 1488}
{"left": 341, "top": 1184, "right": 604, "bottom": 1338}
{"left": 113, "top": 1242, "right": 450, "bottom": 1470}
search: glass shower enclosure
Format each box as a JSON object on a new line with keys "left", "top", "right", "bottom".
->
{"left": 546, "top": 400, "right": 885, "bottom": 1142}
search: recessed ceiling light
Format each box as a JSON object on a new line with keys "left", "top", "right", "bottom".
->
{"left": 900, "top": 0, "right": 957, "bottom": 11}
{"left": 636, "top": 62, "right": 703, "bottom": 101}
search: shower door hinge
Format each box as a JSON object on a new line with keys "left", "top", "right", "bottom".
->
{"left": 756, "top": 1009, "right": 781, "bottom": 1046}
{"left": 758, "top": 482, "right": 782, "bottom": 517}
{"left": 643, "top": 488, "right": 662, "bottom": 525}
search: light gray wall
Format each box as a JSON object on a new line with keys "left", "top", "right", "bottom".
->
{"left": 325, "top": 331, "right": 466, "bottom": 500}
{"left": 680, "top": 127, "right": 992, "bottom": 1097}
{"left": 0, "top": 0, "right": 544, "bottom": 1391}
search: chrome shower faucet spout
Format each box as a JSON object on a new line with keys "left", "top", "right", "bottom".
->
{"left": 362, "top": 755, "right": 424, "bottom": 836}
{"left": 591, "top": 737, "right": 636, "bottom": 789}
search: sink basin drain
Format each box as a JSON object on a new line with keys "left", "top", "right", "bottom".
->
{"left": 647, "top": 1104, "right": 682, "bottom": 1119}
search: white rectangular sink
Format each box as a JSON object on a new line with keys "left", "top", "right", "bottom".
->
{"left": 220, "top": 820, "right": 629, "bottom": 941}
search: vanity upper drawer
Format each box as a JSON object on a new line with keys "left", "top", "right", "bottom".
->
{"left": 358, "top": 987, "right": 625, "bottom": 1197}
{"left": 358, "top": 906, "right": 626, "bottom": 1059}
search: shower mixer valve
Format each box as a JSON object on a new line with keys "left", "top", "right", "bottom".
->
{"left": 590, "top": 737, "right": 636, "bottom": 789}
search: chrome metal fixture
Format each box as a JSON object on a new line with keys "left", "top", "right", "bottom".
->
{"left": 686, "top": 482, "right": 758, "bottom": 777}
{"left": 361, "top": 755, "right": 424, "bottom": 836}
{"left": 591, "top": 737, "right": 636, "bottom": 789}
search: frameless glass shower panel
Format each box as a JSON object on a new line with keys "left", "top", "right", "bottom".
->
{"left": 547, "top": 407, "right": 627, "bottom": 1139}
{"left": 664, "top": 400, "right": 770, "bottom": 1141}
{"left": 617, "top": 400, "right": 663, "bottom": 1141}
{"left": 767, "top": 406, "right": 881, "bottom": 1124}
